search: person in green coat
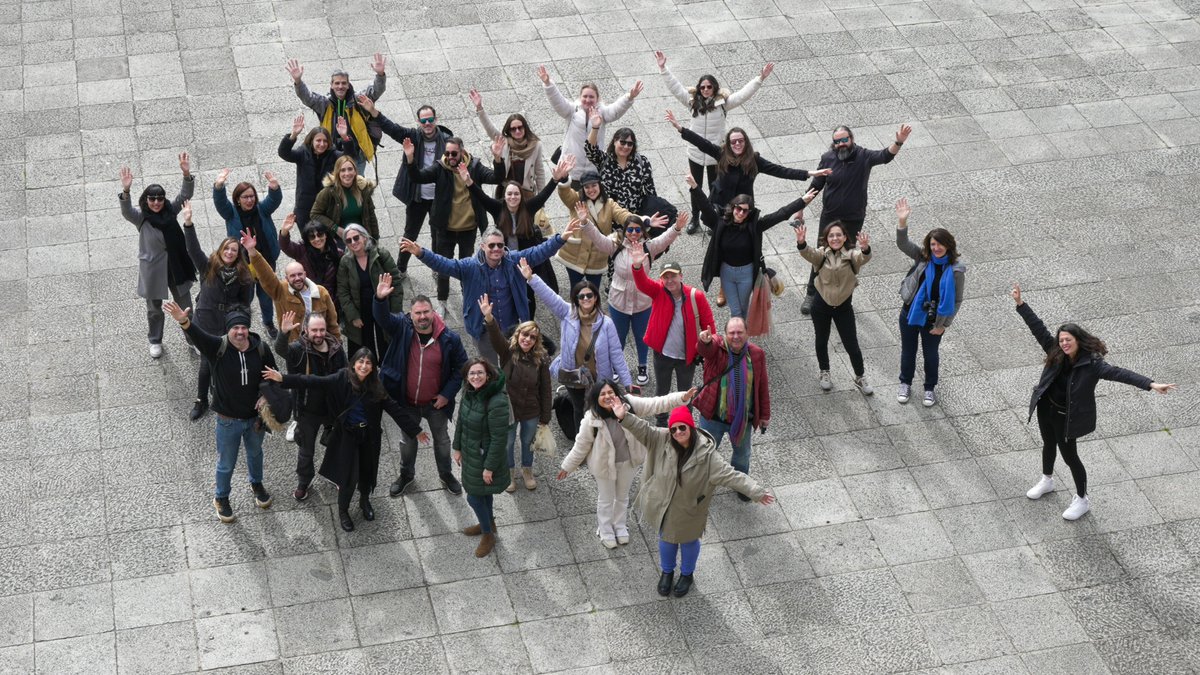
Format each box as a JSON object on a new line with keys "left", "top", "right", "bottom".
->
{"left": 453, "top": 358, "right": 512, "bottom": 558}
{"left": 337, "top": 224, "right": 402, "bottom": 358}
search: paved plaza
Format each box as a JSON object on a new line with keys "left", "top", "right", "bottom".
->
{"left": 4, "top": 0, "right": 1200, "bottom": 672}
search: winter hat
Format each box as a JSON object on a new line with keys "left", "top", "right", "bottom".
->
{"left": 667, "top": 406, "right": 695, "bottom": 430}
{"left": 578, "top": 170, "right": 601, "bottom": 186}
{"left": 225, "top": 310, "right": 251, "bottom": 330}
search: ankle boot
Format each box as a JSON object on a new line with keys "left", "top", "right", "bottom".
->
{"left": 657, "top": 571, "right": 674, "bottom": 597}
{"left": 339, "top": 510, "right": 354, "bottom": 532}
{"left": 522, "top": 467, "right": 537, "bottom": 490}
{"left": 475, "top": 532, "right": 496, "bottom": 557}
{"left": 360, "top": 496, "right": 375, "bottom": 521}
{"left": 463, "top": 519, "right": 497, "bottom": 536}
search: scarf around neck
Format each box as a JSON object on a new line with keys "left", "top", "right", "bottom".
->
{"left": 906, "top": 255, "right": 956, "bottom": 327}
{"left": 143, "top": 200, "right": 196, "bottom": 286}
{"left": 716, "top": 348, "right": 752, "bottom": 446}
{"left": 505, "top": 133, "right": 538, "bottom": 161}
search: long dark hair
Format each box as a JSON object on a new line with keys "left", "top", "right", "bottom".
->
{"left": 497, "top": 181, "right": 538, "bottom": 240}
{"left": 690, "top": 75, "right": 720, "bottom": 117}
{"left": 348, "top": 348, "right": 388, "bottom": 401}
{"left": 722, "top": 194, "right": 754, "bottom": 224}
{"left": 205, "top": 236, "right": 253, "bottom": 285}
{"left": 922, "top": 228, "right": 959, "bottom": 264}
{"left": 502, "top": 113, "right": 538, "bottom": 143}
{"left": 605, "top": 128, "right": 637, "bottom": 157}
{"left": 717, "top": 127, "right": 757, "bottom": 178}
{"left": 138, "top": 184, "right": 174, "bottom": 215}
{"left": 1046, "top": 324, "right": 1108, "bottom": 369}
{"left": 587, "top": 379, "right": 629, "bottom": 419}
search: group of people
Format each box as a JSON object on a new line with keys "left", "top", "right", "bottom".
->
{"left": 120, "top": 50, "right": 1177, "bottom": 596}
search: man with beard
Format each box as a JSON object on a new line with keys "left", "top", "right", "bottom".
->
{"left": 802, "top": 123, "right": 912, "bottom": 314}
{"left": 373, "top": 285, "right": 470, "bottom": 498}
{"left": 287, "top": 55, "right": 387, "bottom": 173}
{"left": 274, "top": 311, "right": 347, "bottom": 501}
{"left": 243, "top": 229, "right": 340, "bottom": 343}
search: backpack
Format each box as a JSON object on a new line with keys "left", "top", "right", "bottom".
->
{"left": 605, "top": 241, "right": 650, "bottom": 293}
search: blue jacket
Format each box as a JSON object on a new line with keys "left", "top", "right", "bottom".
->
{"left": 372, "top": 297, "right": 469, "bottom": 416}
{"left": 529, "top": 275, "right": 632, "bottom": 388}
{"left": 415, "top": 235, "right": 568, "bottom": 340}
{"left": 214, "top": 185, "right": 283, "bottom": 264}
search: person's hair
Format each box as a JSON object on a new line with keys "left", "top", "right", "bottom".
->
{"left": 445, "top": 137, "right": 464, "bottom": 152}
{"left": 330, "top": 69, "right": 349, "bottom": 81}
{"left": 605, "top": 127, "right": 637, "bottom": 157}
{"left": 330, "top": 155, "right": 363, "bottom": 209}
{"left": 509, "top": 321, "right": 548, "bottom": 364}
{"left": 690, "top": 75, "right": 721, "bottom": 117}
{"left": 618, "top": 214, "right": 646, "bottom": 250}
{"left": 502, "top": 113, "right": 538, "bottom": 142}
{"left": 302, "top": 223, "right": 334, "bottom": 251}
{"left": 205, "top": 236, "right": 253, "bottom": 285}
{"left": 922, "top": 228, "right": 959, "bottom": 265}
{"left": 576, "top": 180, "right": 607, "bottom": 204}
{"left": 587, "top": 379, "right": 629, "bottom": 419}
{"left": 343, "top": 223, "right": 375, "bottom": 250}
{"left": 416, "top": 105, "right": 436, "bottom": 120}
{"left": 726, "top": 316, "right": 746, "bottom": 333}
{"left": 302, "top": 312, "right": 326, "bottom": 332}
{"left": 570, "top": 280, "right": 602, "bottom": 318}
{"left": 819, "top": 220, "right": 846, "bottom": 248}
{"left": 231, "top": 182, "right": 258, "bottom": 211}
{"left": 497, "top": 182, "right": 537, "bottom": 240}
{"left": 411, "top": 294, "right": 433, "bottom": 309}
{"left": 723, "top": 194, "right": 754, "bottom": 223}
{"left": 303, "top": 126, "right": 333, "bottom": 154}
{"left": 830, "top": 125, "right": 854, "bottom": 150}
{"left": 480, "top": 226, "right": 505, "bottom": 245}
{"left": 579, "top": 83, "right": 600, "bottom": 99}
{"left": 1047, "top": 324, "right": 1108, "bottom": 369}
{"left": 462, "top": 357, "right": 500, "bottom": 388}
{"left": 137, "top": 184, "right": 171, "bottom": 214}
{"left": 718, "top": 127, "right": 758, "bottom": 178}
{"left": 348, "top": 347, "right": 388, "bottom": 400}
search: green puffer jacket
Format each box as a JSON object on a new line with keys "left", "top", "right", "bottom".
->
{"left": 453, "top": 373, "right": 512, "bottom": 496}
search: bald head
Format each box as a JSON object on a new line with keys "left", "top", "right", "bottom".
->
{"left": 285, "top": 261, "right": 308, "bottom": 291}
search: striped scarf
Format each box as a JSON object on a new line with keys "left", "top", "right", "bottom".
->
{"left": 716, "top": 349, "right": 752, "bottom": 446}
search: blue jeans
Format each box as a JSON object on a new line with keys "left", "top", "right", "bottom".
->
{"left": 608, "top": 305, "right": 651, "bottom": 367}
{"left": 215, "top": 416, "right": 265, "bottom": 498}
{"left": 899, "top": 309, "right": 943, "bottom": 391}
{"left": 659, "top": 537, "right": 701, "bottom": 574}
{"left": 466, "top": 494, "right": 495, "bottom": 534}
{"left": 566, "top": 269, "right": 602, "bottom": 292}
{"left": 254, "top": 284, "right": 275, "bottom": 328}
{"left": 720, "top": 262, "right": 755, "bottom": 320}
{"left": 507, "top": 418, "right": 538, "bottom": 468}
{"left": 699, "top": 416, "right": 753, "bottom": 475}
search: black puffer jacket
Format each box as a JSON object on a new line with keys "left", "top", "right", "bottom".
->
{"left": 184, "top": 226, "right": 254, "bottom": 335}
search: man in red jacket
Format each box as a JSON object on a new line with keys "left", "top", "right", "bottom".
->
{"left": 695, "top": 318, "right": 770, "bottom": 501}
{"left": 631, "top": 250, "right": 716, "bottom": 425}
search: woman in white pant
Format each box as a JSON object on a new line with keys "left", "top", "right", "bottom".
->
{"left": 557, "top": 380, "right": 695, "bottom": 549}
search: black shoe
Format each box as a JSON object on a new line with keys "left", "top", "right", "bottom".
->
{"left": 266, "top": 324, "right": 279, "bottom": 340}
{"left": 657, "top": 571, "right": 674, "bottom": 597}
{"left": 800, "top": 294, "right": 814, "bottom": 316}
{"left": 360, "top": 497, "right": 375, "bottom": 521}
{"left": 189, "top": 398, "right": 209, "bottom": 422}
{"left": 213, "top": 497, "right": 235, "bottom": 523}
{"left": 673, "top": 574, "right": 694, "bottom": 597}
{"left": 339, "top": 510, "right": 354, "bottom": 532}
{"left": 441, "top": 474, "right": 463, "bottom": 496}
{"left": 251, "top": 482, "right": 272, "bottom": 509}
{"left": 293, "top": 484, "right": 309, "bottom": 501}
{"left": 389, "top": 475, "right": 414, "bottom": 497}
{"left": 685, "top": 220, "right": 700, "bottom": 235}
{"left": 737, "top": 492, "right": 752, "bottom": 503}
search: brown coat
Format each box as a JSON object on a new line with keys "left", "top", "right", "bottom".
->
{"left": 249, "top": 249, "right": 341, "bottom": 342}
{"left": 486, "top": 317, "right": 551, "bottom": 424}
{"left": 555, "top": 185, "right": 637, "bottom": 275}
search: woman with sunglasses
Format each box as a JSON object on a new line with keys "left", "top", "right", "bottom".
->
{"left": 337, "top": 224, "right": 401, "bottom": 358}
{"left": 583, "top": 112, "right": 656, "bottom": 216}
{"left": 469, "top": 89, "right": 546, "bottom": 196}
{"left": 277, "top": 213, "right": 344, "bottom": 312}
{"left": 656, "top": 51, "right": 775, "bottom": 234}
{"left": 310, "top": 155, "right": 381, "bottom": 241}
{"left": 690, "top": 176, "right": 817, "bottom": 320}
{"left": 454, "top": 358, "right": 512, "bottom": 558}
{"left": 213, "top": 167, "right": 284, "bottom": 338}
{"left": 614, "top": 402, "right": 774, "bottom": 597}
{"left": 537, "top": 64, "right": 643, "bottom": 182}
{"left": 521, "top": 258, "right": 631, "bottom": 438}
{"left": 119, "top": 154, "right": 197, "bottom": 359}
{"left": 277, "top": 114, "right": 357, "bottom": 229}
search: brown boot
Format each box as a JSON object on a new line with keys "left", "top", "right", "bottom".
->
{"left": 522, "top": 467, "right": 537, "bottom": 490}
{"left": 505, "top": 474, "right": 519, "bottom": 493}
{"left": 716, "top": 287, "right": 727, "bottom": 307}
{"left": 475, "top": 531, "right": 496, "bottom": 558}
{"left": 462, "top": 520, "right": 497, "bottom": 537}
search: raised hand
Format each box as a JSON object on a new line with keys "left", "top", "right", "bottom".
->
{"left": 355, "top": 93, "right": 375, "bottom": 115}
{"left": 761, "top": 62, "right": 775, "bottom": 81}
{"left": 119, "top": 166, "right": 133, "bottom": 191}
{"left": 698, "top": 327, "right": 713, "bottom": 344}
{"left": 654, "top": 50, "right": 667, "bottom": 70}
{"left": 590, "top": 111, "right": 602, "bottom": 129}
{"left": 897, "top": 123, "right": 913, "bottom": 144}
{"left": 857, "top": 231, "right": 870, "bottom": 249}
{"left": 181, "top": 199, "right": 193, "bottom": 223}
{"left": 371, "top": 52, "right": 386, "bottom": 75}
{"left": 280, "top": 212, "right": 296, "bottom": 238}
{"left": 675, "top": 211, "right": 690, "bottom": 232}
{"left": 280, "top": 310, "right": 298, "bottom": 335}
{"left": 179, "top": 151, "right": 191, "bottom": 176}
{"left": 810, "top": 167, "right": 833, "bottom": 177}
{"left": 240, "top": 228, "right": 257, "bottom": 252}
{"left": 335, "top": 116, "right": 349, "bottom": 139}
{"left": 794, "top": 220, "right": 807, "bottom": 243}
{"left": 684, "top": 173, "right": 697, "bottom": 190}
{"left": 398, "top": 238, "right": 421, "bottom": 257}
{"left": 517, "top": 257, "right": 533, "bottom": 281}
{"left": 552, "top": 155, "right": 574, "bottom": 182}
{"left": 491, "top": 134, "right": 506, "bottom": 160}
{"left": 215, "top": 168, "right": 232, "bottom": 188}
{"left": 801, "top": 187, "right": 819, "bottom": 205}
{"left": 376, "top": 272, "right": 394, "bottom": 299}
{"left": 665, "top": 109, "right": 680, "bottom": 131}
{"left": 456, "top": 161, "right": 472, "bottom": 185}
{"left": 681, "top": 386, "right": 699, "bottom": 403}
{"left": 402, "top": 138, "right": 414, "bottom": 161}
{"left": 628, "top": 80, "right": 644, "bottom": 99}
{"left": 1011, "top": 283, "right": 1022, "bottom": 306}
{"left": 163, "top": 300, "right": 190, "bottom": 324}
{"left": 611, "top": 400, "right": 628, "bottom": 420}
{"left": 291, "top": 113, "right": 305, "bottom": 138}
{"left": 895, "top": 196, "right": 911, "bottom": 224}
{"left": 629, "top": 244, "right": 647, "bottom": 269}
{"left": 647, "top": 213, "right": 669, "bottom": 230}
{"left": 261, "top": 367, "right": 283, "bottom": 383}
{"left": 536, "top": 64, "right": 550, "bottom": 85}
{"left": 562, "top": 217, "right": 583, "bottom": 240}
{"left": 285, "top": 58, "right": 303, "bottom": 83}
{"left": 477, "top": 294, "right": 493, "bottom": 321}
{"left": 264, "top": 171, "right": 278, "bottom": 188}
{"left": 573, "top": 200, "right": 589, "bottom": 221}
{"left": 468, "top": 88, "right": 482, "bottom": 110}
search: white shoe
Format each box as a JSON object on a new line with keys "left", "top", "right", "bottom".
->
{"left": 897, "top": 383, "right": 911, "bottom": 404}
{"left": 600, "top": 537, "right": 618, "bottom": 550}
{"left": 285, "top": 420, "right": 298, "bottom": 443}
{"left": 616, "top": 533, "right": 630, "bottom": 545}
{"left": 923, "top": 389, "right": 937, "bottom": 407}
{"left": 853, "top": 375, "right": 874, "bottom": 396}
{"left": 819, "top": 370, "right": 832, "bottom": 391}
{"left": 149, "top": 343, "right": 163, "bottom": 359}
{"left": 1063, "top": 494, "right": 1090, "bottom": 521}
{"left": 1026, "top": 475, "right": 1054, "bottom": 500}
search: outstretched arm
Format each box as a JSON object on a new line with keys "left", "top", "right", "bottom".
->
{"left": 1012, "top": 288, "right": 1056, "bottom": 354}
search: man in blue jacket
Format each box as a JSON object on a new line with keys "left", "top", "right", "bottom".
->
{"left": 373, "top": 282, "right": 469, "bottom": 498}
{"left": 398, "top": 221, "right": 582, "bottom": 364}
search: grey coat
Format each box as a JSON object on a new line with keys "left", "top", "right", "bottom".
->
{"left": 119, "top": 176, "right": 195, "bottom": 300}
{"left": 896, "top": 227, "right": 966, "bottom": 330}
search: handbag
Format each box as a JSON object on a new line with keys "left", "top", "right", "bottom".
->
{"left": 557, "top": 316, "right": 604, "bottom": 389}
{"left": 746, "top": 272, "right": 773, "bottom": 337}
{"left": 531, "top": 424, "right": 556, "bottom": 455}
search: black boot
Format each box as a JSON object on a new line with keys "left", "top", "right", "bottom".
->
{"left": 339, "top": 509, "right": 355, "bottom": 532}
{"left": 360, "top": 496, "right": 375, "bottom": 521}
{"left": 657, "top": 571, "right": 674, "bottom": 597}
{"left": 673, "top": 574, "right": 694, "bottom": 598}
{"left": 189, "top": 398, "right": 209, "bottom": 422}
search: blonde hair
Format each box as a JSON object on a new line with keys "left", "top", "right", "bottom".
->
{"left": 330, "top": 155, "right": 363, "bottom": 209}
{"left": 508, "top": 321, "right": 547, "bottom": 363}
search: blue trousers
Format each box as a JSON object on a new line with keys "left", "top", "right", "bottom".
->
{"left": 507, "top": 418, "right": 538, "bottom": 468}
{"left": 720, "top": 262, "right": 755, "bottom": 320}
{"left": 466, "top": 494, "right": 495, "bottom": 534}
{"left": 214, "top": 416, "right": 265, "bottom": 498}
{"left": 608, "top": 305, "right": 651, "bottom": 367}
{"left": 659, "top": 537, "right": 701, "bottom": 575}
{"left": 898, "top": 309, "right": 943, "bottom": 391}
{"left": 699, "top": 416, "right": 753, "bottom": 475}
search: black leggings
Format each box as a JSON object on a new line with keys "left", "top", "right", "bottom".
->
{"left": 1036, "top": 400, "right": 1087, "bottom": 496}
{"left": 688, "top": 160, "right": 718, "bottom": 228}
{"left": 810, "top": 294, "right": 865, "bottom": 376}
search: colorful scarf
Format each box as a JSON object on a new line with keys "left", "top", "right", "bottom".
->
{"left": 717, "top": 349, "right": 753, "bottom": 446}
{"left": 906, "top": 255, "right": 956, "bottom": 327}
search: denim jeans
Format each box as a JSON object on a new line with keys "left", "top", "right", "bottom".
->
{"left": 699, "top": 416, "right": 753, "bottom": 475}
{"left": 659, "top": 537, "right": 701, "bottom": 574}
{"left": 898, "top": 308, "right": 943, "bottom": 391}
{"left": 608, "top": 305, "right": 651, "bottom": 367}
{"left": 398, "top": 405, "right": 454, "bottom": 480}
{"left": 466, "top": 494, "right": 495, "bottom": 533}
{"left": 507, "top": 417, "right": 538, "bottom": 468}
{"left": 214, "top": 416, "right": 265, "bottom": 498}
{"left": 720, "top": 262, "right": 755, "bottom": 320}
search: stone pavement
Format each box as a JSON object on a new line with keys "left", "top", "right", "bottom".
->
{"left": 3, "top": 0, "right": 1200, "bottom": 672}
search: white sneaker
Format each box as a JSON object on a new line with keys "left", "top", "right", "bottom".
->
{"left": 616, "top": 533, "right": 630, "bottom": 545}
{"left": 1063, "top": 494, "right": 1090, "bottom": 521}
{"left": 600, "top": 537, "right": 618, "bottom": 550}
{"left": 149, "top": 343, "right": 163, "bottom": 359}
{"left": 819, "top": 370, "right": 832, "bottom": 391}
{"left": 923, "top": 390, "right": 937, "bottom": 407}
{"left": 853, "top": 375, "right": 874, "bottom": 396}
{"left": 897, "top": 383, "right": 911, "bottom": 404}
{"left": 285, "top": 420, "right": 298, "bottom": 443}
{"left": 1026, "top": 475, "right": 1055, "bottom": 500}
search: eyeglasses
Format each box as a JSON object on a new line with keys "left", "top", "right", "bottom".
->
{"left": 345, "top": 235, "right": 362, "bottom": 243}
{"left": 832, "top": 137, "right": 851, "bottom": 145}
{"left": 576, "top": 292, "right": 595, "bottom": 301}
{"left": 729, "top": 138, "right": 746, "bottom": 145}
{"left": 508, "top": 124, "right": 525, "bottom": 132}
{"left": 485, "top": 242, "right": 505, "bottom": 250}
{"left": 617, "top": 139, "right": 635, "bottom": 147}
{"left": 445, "top": 151, "right": 459, "bottom": 158}
{"left": 670, "top": 425, "right": 690, "bottom": 434}
{"left": 419, "top": 116, "right": 436, "bottom": 124}
{"left": 732, "top": 205, "right": 750, "bottom": 213}
{"left": 146, "top": 195, "right": 165, "bottom": 203}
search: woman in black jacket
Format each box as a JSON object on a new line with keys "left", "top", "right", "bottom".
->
{"left": 1012, "top": 284, "right": 1175, "bottom": 521}
{"left": 183, "top": 200, "right": 254, "bottom": 422}
{"left": 264, "top": 348, "right": 429, "bottom": 532}
{"left": 278, "top": 115, "right": 357, "bottom": 228}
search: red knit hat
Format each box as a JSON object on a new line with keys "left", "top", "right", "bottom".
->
{"left": 667, "top": 406, "right": 695, "bottom": 430}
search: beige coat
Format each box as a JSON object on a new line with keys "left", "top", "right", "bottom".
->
{"left": 561, "top": 392, "right": 687, "bottom": 480}
{"left": 621, "top": 414, "right": 765, "bottom": 543}
{"left": 798, "top": 243, "right": 871, "bottom": 307}
{"left": 477, "top": 108, "right": 546, "bottom": 193}
{"left": 556, "top": 185, "right": 637, "bottom": 275}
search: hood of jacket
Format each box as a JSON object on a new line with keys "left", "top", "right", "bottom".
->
{"left": 439, "top": 149, "right": 474, "bottom": 172}
{"left": 464, "top": 370, "right": 506, "bottom": 402}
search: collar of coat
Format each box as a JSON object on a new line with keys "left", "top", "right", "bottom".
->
{"left": 292, "top": 277, "right": 324, "bottom": 299}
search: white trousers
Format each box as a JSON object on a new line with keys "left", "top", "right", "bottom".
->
{"left": 595, "top": 460, "right": 636, "bottom": 541}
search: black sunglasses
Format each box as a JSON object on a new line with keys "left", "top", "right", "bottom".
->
{"left": 345, "top": 235, "right": 362, "bottom": 243}
{"left": 485, "top": 242, "right": 505, "bottom": 250}
{"left": 146, "top": 195, "right": 165, "bottom": 202}
{"left": 509, "top": 124, "right": 525, "bottom": 132}
{"left": 833, "top": 137, "right": 852, "bottom": 145}
{"left": 445, "top": 151, "right": 459, "bottom": 157}
{"left": 419, "top": 116, "right": 436, "bottom": 124}
{"left": 617, "top": 139, "right": 635, "bottom": 147}
{"left": 576, "top": 292, "right": 595, "bottom": 300}
{"left": 307, "top": 231, "right": 326, "bottom": 239}
{"left": 670, "top": 425, "right": 690, "bottom": 434}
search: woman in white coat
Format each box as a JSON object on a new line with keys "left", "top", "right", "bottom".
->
{"left": 557, "top": 380, "right": 697, "bottom": 549}
{"left": 537, "top": 63, "right": 643, "bottom": 182}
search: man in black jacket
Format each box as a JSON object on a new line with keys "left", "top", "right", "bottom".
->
{"left": 274, "top": 311, "right": 347, "bottom": 501}
{"left": 166, "top": 302, "right": 278, "bottom": 524}
{"left": 802, "top": 123, "right": 912, "bottom": 314}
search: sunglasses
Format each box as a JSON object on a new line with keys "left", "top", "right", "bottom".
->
{"left": 146, "top": 195, "right": 165, "bottom": 203}
{"left": 733, "top": 205, "right": 750, "bottom": 213}
{"left": 345, "top": 235, "right": 362, "bottom": 243}
{"left": 670, "top": 425, "right": 690, "bottom": 434}
{"left": 832, "top": 137, "right": 851, "bottom": 145}
{"left": 625, "top": 227, "right": 641, "bottom": 234}
{"left": 445, "top": 151, "right": 459, "bottom": 158}
{"left": 307, "top": 231, "right": 326, "bottom": 239}
{"left": 699, "top": 84, "right": 714, "bottom": 90}
{"left": 576, "top": 292, "right": 595, "bottom": 301}
{"left": 509, "top": 124, "right": 525, "bottom": 132}
{"left": 419, "top": 116, "right": 436, "bottom": 124}
{"left": 485, "top": 242, "right": 505, "bottom": 250}
{"left": 617, "top": 139, "right": 635, "bottom": 147}
{"left": 729, "top": 138, "right": 746, "bottom": 145}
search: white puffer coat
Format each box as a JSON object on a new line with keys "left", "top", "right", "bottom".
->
{"left": 560, "top": 391, "right": 687, "bottom": 480}
{"left": 662, "top": 67, "right": 763, "bottom": 167}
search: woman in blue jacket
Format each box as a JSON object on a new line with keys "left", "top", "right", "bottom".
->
{"left": 213, "top": 168, "right": 284, "bottom": 337}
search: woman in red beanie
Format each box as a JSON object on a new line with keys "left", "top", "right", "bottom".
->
{"left": 615, "top": 404, "right": 774, "bottom": 597}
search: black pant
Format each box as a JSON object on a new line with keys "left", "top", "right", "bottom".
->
{"left": 811, "top": 294, "right": 865, "bottom": 377}
{"left": 566, "top": 386, "right": 587, "bottom": 440}
{"left": 1037, "top": 399, "right": 1087, "bottom": 497}
{"left": 688, "top": 160, "right": 718, "bottom": 229}
{"left": 295, "top": 413, "right": 331, "bottom": 488}
{"left": 653, "top": 351, "right": 697, "bottom": 426}
{"left": 399, "top": 200, "right": 434, "bottom": 273}
{"left": 806, "top": 215, "right": 865, "bottom": 296}
{"left": 337, "top": 426, "right": 378, "bottom": 513}
{"left": 197, "top": 359, "right": 211, "bottom": 401}
{"left": 435, "top": 229, "right": 477, "bottom": 301}
{"left": 348, "top": 319, "right": 387, "bottom": 362}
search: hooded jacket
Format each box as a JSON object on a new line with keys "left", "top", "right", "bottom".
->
{"left": 120, "top": 176, "right": 195, "bottom": 300}
{"left": 372, "top": 297, "right": 469, "bottom": 416}
{"left": 274, "top": 330, "right": 347, "bottom": 415}
{"left": 277, "top": 133, "right": 357, "bottom": 228}
{"left": 453, "top": 373, "right": 512, "bottom": 497}
{"left": 408, "top": 149, "right": 497, "bottom": 235}
{"left": 370, "top": 111, "right": 453, "bottom": 205}
{"left": 183, "top": 226, "right": 255, "bottom": 336}
{"left": 663, "top": 67, "right": 764, "bottom": 167}
{"left": 214, "top": 184, "right": 282, "bottom": 264}
{"left": 896, "top": 227, "right": 967, "bottom": 330}
{"left": 309, "top": 175, "right": 380, "bottom": 241}
{"left": 529, "top": 275, "right": 632, "bottom": 388}
{"left": 183, "top": 322, "right": 277, "bottom": 420}
{"left": 695, "top": 188, "right": 811, "bottom": 291}
{"left": 336, "top": 246, "right": 403, "bottom": 345}
{"left": 556, "top": 184, "right": 639, "bottom": 275}
{"left": 248, "top": 249, "right": 341, "bottom": 342}
{"left": 680, "top": 128, "right": 811, "bottom": 209}
{"left": 561, "top": 391, "right": 687, "bottom": 480}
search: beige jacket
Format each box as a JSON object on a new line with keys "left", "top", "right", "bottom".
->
{"left": 561, "top": 392, "right": 687, "bottom": 480}
{"left": 798, "top": 243, "right": 871, "bottom": 307}
{"left": 556, "top": 185, "right": 638, "bottom": 274}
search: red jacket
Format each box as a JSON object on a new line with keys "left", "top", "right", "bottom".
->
{"left": 694, "top": 336, "right": 770, "bottom": 429}
{"left": 631, "top": 263, "right": 715, "bottom": 366}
